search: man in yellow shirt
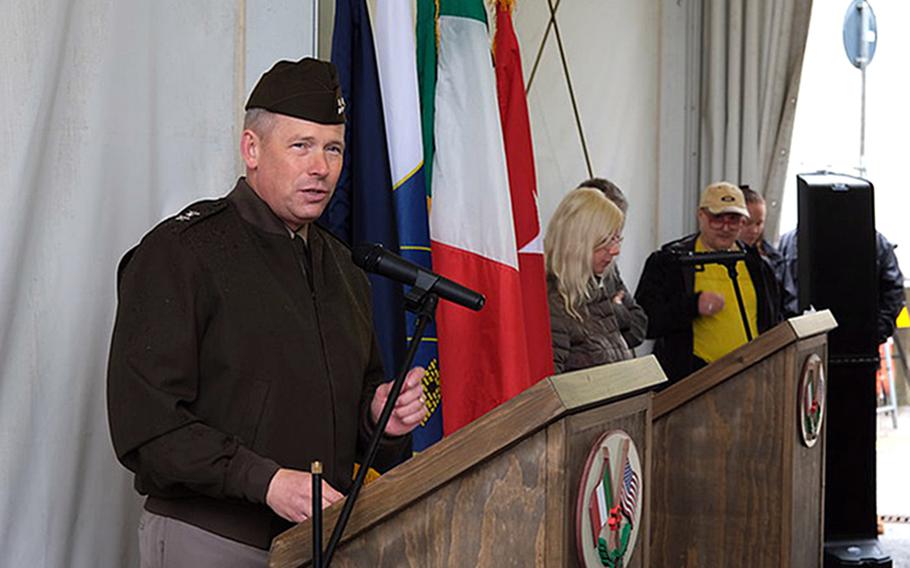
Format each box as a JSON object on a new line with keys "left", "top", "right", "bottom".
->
{"left": 635, "top": 182, "right": 782, "bottom": 383}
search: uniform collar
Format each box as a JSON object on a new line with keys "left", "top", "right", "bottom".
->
{"left": 228, "top": 177, "right": 299, "bottom": 238}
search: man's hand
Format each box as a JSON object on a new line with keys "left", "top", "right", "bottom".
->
{"left": 265, "top": 468, "right": 344, "bottom": 523}
{"left": 370, "top": 367, "right": 428, "bottom": 437}
{"left": 698, "top": 291, "right": 725, "bottom": 316}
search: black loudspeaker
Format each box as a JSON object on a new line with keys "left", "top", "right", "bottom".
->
{"left": 797, "top": 172, "right": 890, "bottom": 567}
{"left": 797, "top": 172, "right": 878, "bottom": 358}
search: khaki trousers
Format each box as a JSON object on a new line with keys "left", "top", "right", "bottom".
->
{"left": 138, "top": 510, "right": 269, "bottom": 568}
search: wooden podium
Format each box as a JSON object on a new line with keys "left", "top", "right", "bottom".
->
{"left": 269, "top": 357, "right": 667, "bottom": 567}
{"left": 649, "top": 311, "right": 836, "bottom": 567}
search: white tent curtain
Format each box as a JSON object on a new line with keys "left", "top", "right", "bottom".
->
{"left": 699, "top": 0, "right": 813, "bottom": 239}
{"left": 0, "top": 1, "right": 816, "bottom": 565}
{"left": 518, "top": 0, "right": 661, "bottom": 292}
{"left": 0, "top": 2, "right": 239, "bottom": 566}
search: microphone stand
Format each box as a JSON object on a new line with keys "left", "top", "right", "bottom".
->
{"left": 719, "top": 259, "right": 753, "bottom": 342}
{"left": 678, "top": 252, "right": 753, "bottom": 342}
{"left": 311, "top": 461, "right": 322, "bottom": 568}
{"left": 318, "top": 286, "right": 440, "bottom": 568}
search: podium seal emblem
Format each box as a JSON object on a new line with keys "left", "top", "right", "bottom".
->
{"left": 576, "top": 430, "right": 642, "bottom": 567}
{"left": 798, "top": 353, "right": 826, "bottom": 448}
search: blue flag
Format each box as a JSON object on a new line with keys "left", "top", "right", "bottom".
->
{"left": 374, "top": 2, "right": 444, "bottom": 451}
{"left": 323, "top": 0, "right": 406, "bottom": 381}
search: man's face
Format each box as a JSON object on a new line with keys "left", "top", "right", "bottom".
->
{"left": 697, "top": 208, "right": 745, "bottom": 251}
{"left": 741, "top": 201, "right": 766, "bottom": 246}
{"left": 242, "top": 114, "right": 345, "bottom": 229}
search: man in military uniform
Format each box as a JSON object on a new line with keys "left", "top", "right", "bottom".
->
{"left": 107, "top": 58, "right": 426, "bottom": 567}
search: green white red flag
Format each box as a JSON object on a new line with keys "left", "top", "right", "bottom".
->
{"left": 420, "top": 0, "right": 538, "bottom": 434}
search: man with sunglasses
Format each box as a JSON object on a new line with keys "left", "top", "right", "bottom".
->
{"left": 635, "top": 182, "right": 782, "bottom": 383}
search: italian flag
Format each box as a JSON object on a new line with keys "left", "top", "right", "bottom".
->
{"left": 589, "top": 448, "right": 613, "bottom": 546}
{"left": 421, "top": 0, "right": 534, "bottom": 434}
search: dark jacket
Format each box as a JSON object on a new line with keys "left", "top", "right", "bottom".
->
{"left": 107, "top": 179, "right": 408, "bottom": 549}
{"left": 548, "top": 274, "right": 635, "bottom": 373}
{"left": 778, "top": 229, "right": 904, "bottom": 342}
{"left": 602, "top": 265, "right": 648, "bottom": 351}
{"left": 757, "top": 237, "right": 785, "bottom": 285}
{"left": 634, "top": 233, "right": 782, "bottom": 383}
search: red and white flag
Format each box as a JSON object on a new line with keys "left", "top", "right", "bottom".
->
{"left": 493, "top": 0, "right": 555, "bottom": 385}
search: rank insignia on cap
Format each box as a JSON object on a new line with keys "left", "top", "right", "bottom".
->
{"left": 245, "top": 57, "right": 346, "bottom": 125}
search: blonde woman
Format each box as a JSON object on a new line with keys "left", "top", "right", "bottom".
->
{"left": 545, "top": 188, "right": 636, "bottom": 373}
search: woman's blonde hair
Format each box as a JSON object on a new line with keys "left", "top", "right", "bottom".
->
{"left": 544, "top": 187, "right": 624, "bottom": 321}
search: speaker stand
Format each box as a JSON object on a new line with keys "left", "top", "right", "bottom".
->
{"left": 824, "top": 539, "right": 891, "bottom": 567}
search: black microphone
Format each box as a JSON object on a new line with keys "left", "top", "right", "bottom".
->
{"left": 675, "top": 250, "right": 746, "bottom": 266}
{"left": 352, "top": 243, "right": 485, "bottom": 311}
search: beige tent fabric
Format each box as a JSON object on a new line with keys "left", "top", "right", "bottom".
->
{"left": 0, "top": 2, "right": 321, "bottom": 565}
{"left": 699, "top": 0, "right": 813, "bottom": 239}
{"left": 0, "top": 2, "right": 240, "bottom": 566}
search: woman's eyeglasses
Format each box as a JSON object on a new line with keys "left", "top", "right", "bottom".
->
{"left": 596, "top": 234, "right": 624, "bottom": 250}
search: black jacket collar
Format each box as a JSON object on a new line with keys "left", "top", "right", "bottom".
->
{"left": 227, "top": 177, "right": 295, "bottom": 237}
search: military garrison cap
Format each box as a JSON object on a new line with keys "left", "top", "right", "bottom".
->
{"left": 245, "top": 58, "right": 346, "bottom": 124}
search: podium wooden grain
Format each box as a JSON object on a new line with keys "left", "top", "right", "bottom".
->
{"left": 269, "top": 357, "right": 667, "bottom": 568}
{"left": 650, "top": 311, "right": 836, "bottom": 568}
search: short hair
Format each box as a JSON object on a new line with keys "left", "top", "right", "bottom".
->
{"left": 545, "top": 188, "right": 624, "bottom": 321}
{"left": 739, "top": 184, "right": 764, "bottom": 205}
{"left": 577, "top": 177, "right": 628, "bottom": 214}
{"left": 243, "top": 108, "right": 277, "bottom": 140}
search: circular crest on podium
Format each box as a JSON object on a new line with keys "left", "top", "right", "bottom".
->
{"left": 576, "top": 430, "right": 643, "bottom": 567}
{"left": 798, "top": 353, "right": 826, "bottom": 447}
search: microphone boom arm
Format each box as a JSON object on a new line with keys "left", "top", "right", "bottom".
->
{"left": 675, "top": 250, "right": 754, "bottom": 342}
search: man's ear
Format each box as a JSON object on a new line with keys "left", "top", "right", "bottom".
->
{"left": 240, "top": 130, "right": 259, "bottom": 170}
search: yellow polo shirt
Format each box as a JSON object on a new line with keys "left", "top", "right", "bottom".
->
{"left": 692, "top": 238, "right": 758, "bottom": 363}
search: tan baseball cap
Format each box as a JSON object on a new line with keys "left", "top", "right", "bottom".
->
{"left": 699, "top": 182, "right": 750, "bottom": 218}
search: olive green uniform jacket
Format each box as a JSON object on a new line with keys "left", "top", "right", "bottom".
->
{"left": 107, "top": 179, "right": 408, "bottom": 549}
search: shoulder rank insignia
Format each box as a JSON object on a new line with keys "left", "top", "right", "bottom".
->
{"left": 175, "top": 210, "right": 201, "bottom": 222}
